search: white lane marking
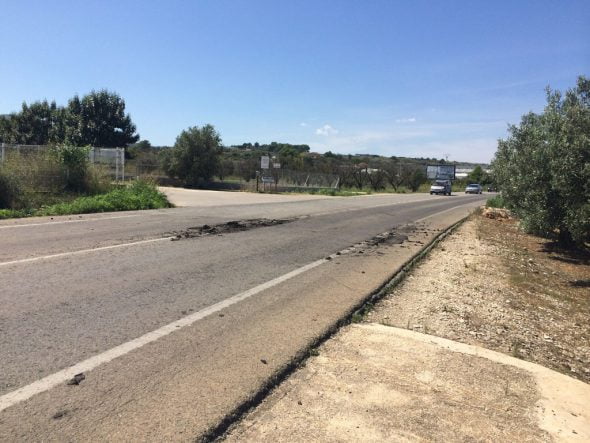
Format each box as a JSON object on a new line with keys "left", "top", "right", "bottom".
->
{"left": 0, "top": 237, "right": 173, "bottom": 267}
{"left": 310, "top": 195, "right": 483, "bottom": 219}
{"left": 310, "top": 197, "right": 429, "bottom": 217}
{"left": 0, "top": 257, "right": 328, "bottom": 412}
{"left": 414, "top": 200, "right": 481, "bottom": 223}
{"left": 0, "top": 214, "right": 142, "bottom": 229}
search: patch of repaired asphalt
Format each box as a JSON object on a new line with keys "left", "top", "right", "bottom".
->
{"left": 169, "top": 218, "right": 294, "bottom": 241}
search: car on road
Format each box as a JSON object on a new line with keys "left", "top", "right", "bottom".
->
{"left": 465, "top": 183, "right": 483, "bottom": 194}
{"left": 430, "top": 180, "right": 451, "bottom": 196}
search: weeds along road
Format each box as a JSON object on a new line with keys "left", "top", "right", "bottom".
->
{"left": 0, "top": 191, "right": 486, "bottom": 440}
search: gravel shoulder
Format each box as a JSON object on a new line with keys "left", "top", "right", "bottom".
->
{"left": 225, "top": 211, "right": 590, "bottom": 442}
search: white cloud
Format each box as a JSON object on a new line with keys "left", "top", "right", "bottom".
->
{"left": 315, "top": 124, "right": 339, "bottom": 136}
{"left": 395, "top": 117, "right": 417, "bottom": 123}
{"left": 303, "top": 119, "right": 508, "bottom": 163}
{"left": 299, "top": 122, "right": 308, "bottom": 127}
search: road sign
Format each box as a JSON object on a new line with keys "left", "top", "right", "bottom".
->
{"left": 427, "top": 164, "right": 456, "bottom": 180}
{"left": 273, "top": 163, "right": 281, "bottom": 169}
{"left": 261, "top": 156, "right": 270, "bottom": 169}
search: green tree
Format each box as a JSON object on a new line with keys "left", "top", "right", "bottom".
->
{"left": 126, "top": 139, "right": 152, "bottom": 159}
{"left": 65, "top": 90, "right": 139, "bottom": 147}
{"left": 383, "top": 159, "right": 403, "bottom": 190}
{"left": 0, "top": 114, "right": 14, "bottom": 143}
{"left": 468, "top": 165, "right": 484, "bottom": 183}
{"left": 0, "top": 100, "right": 64, "bottom": 145}
{"left": 217, "top": 158, "right": 235, "bottom": 180}
{"left": 405, "top": 167, "right": 427, "bottom": 192}
{"left": 0, "top": 91, "right": 138, "bottom": 148}
{"left": 164, "top": 124, "right": 222, "bottom": 186}
{"left": 492, "top": 76, "right": 590, "bottom": 246}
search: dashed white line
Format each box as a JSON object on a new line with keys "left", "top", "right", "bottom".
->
{"left": 0, "top": 237, "right": 173, "bottom": 267}
{"left": 0, "top": 214, "right": 141, "bottom": 229}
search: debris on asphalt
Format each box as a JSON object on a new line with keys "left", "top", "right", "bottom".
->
{"left": 66, "top": 373, "right": 85, "bottom": 386}
{"left": 169, "top": 218, "right": 293, "bottom": 241}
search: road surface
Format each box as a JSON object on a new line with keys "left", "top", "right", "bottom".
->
{"left": 0, "top": 190, "right": 486, "bottom": 440}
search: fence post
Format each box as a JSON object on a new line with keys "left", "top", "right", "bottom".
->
{"left": 121, "top": 148, "right": 125, "bottom": 182}
{"left": 115, "top": 151, "right": 119, "bottom": 182}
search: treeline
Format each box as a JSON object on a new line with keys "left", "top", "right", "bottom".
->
{"left": 132, "top": 135, "right": 489, "bottom": 191}
{"left": 230, "top": 142, "right": 311, "bottom": 154}
{"left": 0, "top": 90, "right": 139, "bottom": 147}
{"left": 1, "top": 89, "right": 492, "bottom": 194}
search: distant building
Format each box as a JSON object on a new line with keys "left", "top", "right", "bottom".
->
{"left": 455, "top": 167, "right": 491, "bottom": 180}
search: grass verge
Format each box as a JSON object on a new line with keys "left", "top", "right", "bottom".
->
{"left": 0, "top": 180, "right": 171, "bottom": 219}
{"left": 0, "top": 209, "right": 31, "bottom": 219}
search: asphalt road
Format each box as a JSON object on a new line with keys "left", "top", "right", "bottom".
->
{"left": 0, "top": 190, "right": 487, "bottom": 440}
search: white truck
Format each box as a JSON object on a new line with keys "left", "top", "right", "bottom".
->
{"left": 430, "top": 179, "right": 451, "bottom": 196}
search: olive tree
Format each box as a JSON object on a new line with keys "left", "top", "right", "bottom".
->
{"left": 164, "top": 124, "right": 222, "bottom": 186}
{"left": 492, "top": 76, "right": 590, "bottom": 246}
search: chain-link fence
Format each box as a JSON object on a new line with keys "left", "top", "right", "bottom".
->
{"left": 269, "top": 169, "right": 339, "bottom": 188}
{"left": 0, "top": 143, "right": 125, "bottom": 181}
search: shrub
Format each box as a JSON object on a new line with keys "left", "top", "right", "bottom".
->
{"left": 84, "top": 164, "right": 112, "bottom": 195}
{"left": 486, "top": 195, "right": 506, "bottom": 208}
{"left": 0, "top": 208, "right": 29, "bottom": 219}
{"left": 38, "top": 179, "right": 170, "bottom": 216}
{"left": 0, "top": 169, "right": 23, "bottom": 209}
{"left": 50, "top": 145, "right": 91, "bottom": 192}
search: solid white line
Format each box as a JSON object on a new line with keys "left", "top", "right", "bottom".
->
{"left": 414, "top": 200, "right": 481, "bottom": 223}
{"left": 309, "top": 195, "right": 444, "bottom": 218}
{"left": 0, "top": 237, "right": 173, "bottom": 267}
{"left": 0, "top": 214, "right": 141, "bottom": 229}
{"left": 0, "top": 257, "right": 328, "bottom": 412}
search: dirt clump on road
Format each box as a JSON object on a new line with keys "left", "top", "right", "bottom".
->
{"left": 369, "top": 213, "right": 590, "bottom": 383}
{"left": 170, "top": 218, "right": 293, "bottom": 240}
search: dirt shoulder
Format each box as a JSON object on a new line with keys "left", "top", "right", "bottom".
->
{"left": 369, "top": 210, "right": 590, "bottom": 383}
{"left": 224, "top": 212, "right": 590, "bottom": 442}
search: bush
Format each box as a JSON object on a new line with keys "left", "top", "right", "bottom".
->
{"left": 0, "top": 168, "right": 23, "bottom": 209}
{"left": 486, "top": 195, "right": 506, "bottom": 208}
{"left": 0, "top": 208, "right": 29, "bottom": 219}
{"left": 38, "top": 179, "right": 171, "bottom": 216}
{"left": 50, "top": 145, "right": 91, "bottom": 192}
{"left": 84, "top": 164, "right": 112, "bottom": 195}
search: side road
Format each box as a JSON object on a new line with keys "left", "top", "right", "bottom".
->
{"left": 225, "top": 212, "right": 590, "bottom": 442}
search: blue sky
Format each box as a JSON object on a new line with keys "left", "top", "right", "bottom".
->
{"left": 1, "top": 1, "right": 588, "bottom": 163}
